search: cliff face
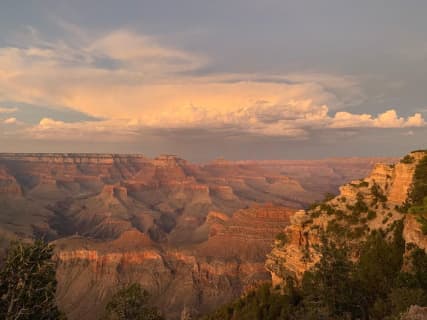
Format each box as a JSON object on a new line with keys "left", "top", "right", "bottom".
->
{"left": 0, "top": 153, "right": 392, "bottom": 319}
{"left": 266, "top": 151, "right": 427, "bottom": 287}
{"left": 55, "top": 205, "right": 295, "bottom": 320}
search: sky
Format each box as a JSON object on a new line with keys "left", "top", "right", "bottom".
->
{"left": 0, "top": 0, "right": 426, "bottom": 161}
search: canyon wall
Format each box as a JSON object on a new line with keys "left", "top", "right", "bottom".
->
{"left": 0, "top": 153, "right": 392, "bottom": 319}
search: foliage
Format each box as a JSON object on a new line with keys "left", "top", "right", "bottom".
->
{"left": 205, "top": 220, "right": 427, "bottom": 320}
{"left": 366, "top": 210, "right": 377, "bottom": 220}
{"left": 416, "top": 215, "right": 427, "bottom": 235}
{"left": 395, "top": 201, "right": 410, "bottom": 213}
{"left": 400, "top": 155, "right": 415, "bottom": 164}
{"left": 353, "top": 197, "right": 368, "bottom": 216}
{"left": 408, "top": 154, "right": 427, "bottom": 209}
{"left": 275, "top": 232, "right": 289, "bottom": 246}
{"left": 370, "top": 183, "right": 387, "bottom": 205}
{"left": 409, "top": 248, "right": 427, "bottom": 290}
{"left": 326, "top": 220, "right": 345, "bottom": 237}
{"left": 0, "top": 240, "right": 66, "bottom": 320}
{"left": 299, "top": 236, "right": 357, "bottom": 319}
{"left": 320, "top": 203, "right": 336, "bottom": 215}
{"left": 102, "top": 284, "right": 164, "bottom": 320}
{"left": 200, "top": 282, "right": 301, "bottom": 320}
{"left": 352, "top": 180, "right": 369, "bottom": 188}
{"left": 407, "top": 154, "right": 427, "bottom": 233}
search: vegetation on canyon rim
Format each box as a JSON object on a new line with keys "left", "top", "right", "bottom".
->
{"left": 204, "top": 151, "right": 427, "bottom": 320}
{"left": 203, "top": 222, "right": 427, "bottom": 320}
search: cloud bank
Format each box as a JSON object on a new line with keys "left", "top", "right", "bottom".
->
{"left": 0, "top": 27, "right": 425, "bottom": 142}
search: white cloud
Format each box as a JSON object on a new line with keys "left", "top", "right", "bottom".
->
{"left": 0, "top": 26, "right": 425, "bottom": 141}
{"left": 330, "top": 109, "right": 425, "bottom": 129}
{"left": 0, "top": 107, "right": 17, "bottom": 114}
{"left": 3, "top": 117, "right": 17, "bottom": 124}
{"left": 28, "top": 117, "right": 140, "bottom": 141}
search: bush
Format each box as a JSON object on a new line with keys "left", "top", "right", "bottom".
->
{"left": 371, "top": 183, "right": 387, "bottom": 204}
{"left": 0, "top": 240, "right": 66, "bottom": 320}
{"left": 401, "top": 155, "right": 415, "bottom": 164}
{"left": 353, "top": 198, "right": 369, "bottom": 215}
{"left": 357, "top": 181, "right": 369, "bottom": 188}
{"left": 102, "top": 284, "right": 164, "bottom": 320}
{"left": 201, "top": 283, "right": 300, "bottom": 320}
{"left": 275, "top": 232, "right": 288, "bottom": 246}
{"left": 367, "top": 210, "right": 377, "bottom": 220}
{"left": 415, "top": 214, "right": 427, "bottom": 235}
{"left": 320, "top": 203, "right": 336, "bottom": 215}
{"left": 408, "top": 154, "right": 427, "bottom": 208}
{"left": 326, "top": 220, "right": 345, "bottom": 237}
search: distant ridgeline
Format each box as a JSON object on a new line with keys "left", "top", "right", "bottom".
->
{"left": 205, "top": 150, "right": 427, "bottom": 320}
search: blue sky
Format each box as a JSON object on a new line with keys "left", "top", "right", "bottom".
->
{"left": 0, "top": 1, "right": 426, "bottom": 160}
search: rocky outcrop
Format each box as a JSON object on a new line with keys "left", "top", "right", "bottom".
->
{"left": 266, "top": 151, "right": 427, "bottom": 287}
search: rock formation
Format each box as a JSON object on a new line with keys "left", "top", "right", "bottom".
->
{"left": 54, "top": 205, "right": 295, "bottom": 319}
{"left": 0, "top": 153, "right": 392, "bottom": 319}
{"left": 266, "top": 151, "right": 427, "bottom": 288}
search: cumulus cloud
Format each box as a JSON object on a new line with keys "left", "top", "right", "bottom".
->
{"left": 0, "top": 26, "right": 425, "bottom": 141}
{"left": 3, "top": 117, "right": 17, "bottom": 124}
{"left": 28, "top": 117, "right": 140, "bottom": 141}
{"left": 330, "top": 109, "right": 425, "bottom": 129}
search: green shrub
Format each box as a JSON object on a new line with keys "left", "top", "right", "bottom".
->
{"left": 201, "top": 283, "right": 300, "bottom": 320}
{"left": 371, "top": 183, "right": 387, "bottom": 204}
{"left": 401, "top": 155, "right": 415, "bottom": 164}
{"left": 353, "top": 199, "right": 369, "bottom": 215}
{"left": 367, "top": 210, "right": 377, "bottom": 220}
{"left": 358, "top": 180, "right": 369, "bottom": 188}
{"left": 348, "top": 226, "right": 365, "bottom": 239}
{"left": 102, "top": 284, "right": 164, "bottom": 320}
{"left": 0, "top": 240, "right": 66, "bottom": 319}
{"left": 326, "top": 220, "right": 345, "bottom": 237}
{"left": 415, "top": 214, "right": 427, "bottom": 235}
{"left": 275, "top": 232, "right": 289, "bottom": 246}
{"left": 408, "top": 154, "right": 427, "bottom": 208}
{"left": 320, "top": 203, "right": 336, "bottom": 215}
{"left": 310, "top": 210, "right": 321, "bottom": 218}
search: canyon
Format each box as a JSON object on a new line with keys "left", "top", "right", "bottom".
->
{"left": 0, "top": 153, "right": 393, "bottom": 319}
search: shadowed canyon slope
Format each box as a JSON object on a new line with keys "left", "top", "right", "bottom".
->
{"left": 0, "top": 153, "right": 394, "bottom": 319}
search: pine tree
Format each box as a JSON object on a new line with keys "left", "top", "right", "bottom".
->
{"left": 0, "top": 240, "right": 65, "bottom": 320}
